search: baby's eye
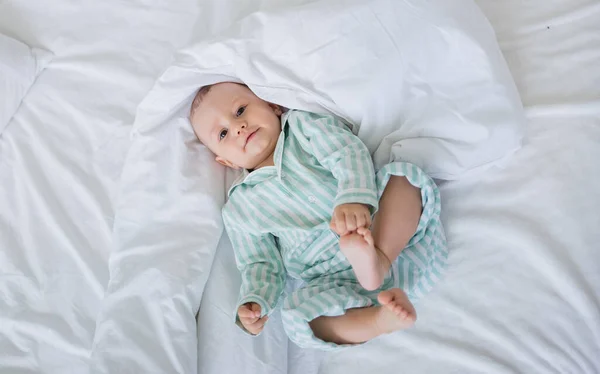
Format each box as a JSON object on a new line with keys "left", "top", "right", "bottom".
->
{"left": 219, "top": 129, "right": 228, "bottom": 140}
{"left": 236, "top": 106, "right": 246, "bottom": 117}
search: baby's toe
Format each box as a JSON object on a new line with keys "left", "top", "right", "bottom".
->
{"left": 377, "top": 290, "right": 394, "bottom": 305}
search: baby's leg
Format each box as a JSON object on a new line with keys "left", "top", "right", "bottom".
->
{"left": 340, "top": 176, "right": 422, "bottom": 291}
{"left": 308, "top": 288, "right": 416, "bottom": 345}
{"left": 371, "top": 176, "right": 422, "bottom": 280}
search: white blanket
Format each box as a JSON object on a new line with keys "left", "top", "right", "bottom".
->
{"left": 0, "top": 34, "right": 51, "bottom": 133}
{"left": 0, "top": 1, "right": 200, "bottom": 373}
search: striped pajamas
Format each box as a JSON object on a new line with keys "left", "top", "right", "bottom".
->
{"left": 223, "top": 110, "right": 447, "bottom": 350}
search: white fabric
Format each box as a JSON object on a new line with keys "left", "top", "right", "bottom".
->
{"left": 319, "top": 114, "right": 600, "bottom": 374}
{"left": 0, "top": 0, "right": 598, "bottom": 373}
{"left": 136, "top": 0, "right": 524, "bottom": 180}
{"left": 115, "top": 0, "right": 522, "bottom": 371}
{"left": 0, "top": 1, "right": 200, "bottom": 373}
{"left": 0, "top": 33, "right": 51, "bottom": 134}
{"left": 91, "top": 1, "right": 319, "bottom": 373}
{"left": 196, "top": 0, "right": 600, "bottom": 373}
{"left": 320, "top": 0, "right": 600, "bottom": 373}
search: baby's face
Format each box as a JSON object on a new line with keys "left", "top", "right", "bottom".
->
{"left": 191, "top": 83, "right": 282, "bottom": 170}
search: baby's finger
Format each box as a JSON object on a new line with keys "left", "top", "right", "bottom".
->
{"left": 332, "top": 211, "right": 345, "bottom": 235}
{"left": 241, "top": 316, "right": 259, "bottom": 325}
{"left": 245, "top": 321, "right": 262, "bottom": 335}
{"left": 355, "top": 212, "right": 367, "bottom": 229}
{"left": 250, "top": 315, "right": 269, "bottom": 326}
{"left": 250, "top": 303, "right": 262, "bottom": 317}
{"left": 336, "top": 218, "right": 348, "bottom": 236}
{"left": 248, "top": 325, "right": 264, "bottom": 335}
{"left": 237, "top": 306, "right": 252, "bottom": 317}
{"left": 247, "top": 316, "right": 269, "bottom": 333}
{"left": 238, "top": 306, "right": 258, "bottom": 319}
{"left": 345, "top": 213, "right": 357, "bottom": 232}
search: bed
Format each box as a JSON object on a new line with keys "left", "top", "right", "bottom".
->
{"left": 0, "top": 1, "right": 598, "bottom": 374}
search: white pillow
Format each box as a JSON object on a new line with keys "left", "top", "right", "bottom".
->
{"left": 0, "top": 34, "right": 51, "bottom": 134}
{"left": 134, "top": 0, "right": 524, "bottom": 179}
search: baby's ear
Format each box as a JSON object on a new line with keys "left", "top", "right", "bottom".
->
{"left": 269, "top": 103, "right": 283, "bottom": 116}
{"left": 216, "top": 156, "right": 239, "bottom": 169}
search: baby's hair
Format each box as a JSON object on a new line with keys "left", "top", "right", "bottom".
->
{"left": 189, "top": 85, "right": 213, "bottom": 121}
{"left": 189, "top": 85, "right": 213, "bottom": 144}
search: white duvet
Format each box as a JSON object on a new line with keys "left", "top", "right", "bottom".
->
{"left": 0, "top": 0, "right": 201, "bottom": 372}
{"left": 0, "top": 34, "right": 51, "bottom": 134}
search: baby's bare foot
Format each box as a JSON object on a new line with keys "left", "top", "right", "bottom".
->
{"left": 374, "top": 288, "right": 417, "bottom": 334}
{"left": 339, "top": 227, "right": 390, "bottom": 290}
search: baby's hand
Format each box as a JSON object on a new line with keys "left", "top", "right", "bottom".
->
{"left": 237, "top": 302, "right": 268, "bottom": 335}
{"left": 330, "top": 203, "right": 371, "bottom": 236}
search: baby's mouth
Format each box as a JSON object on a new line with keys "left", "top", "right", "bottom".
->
{"left": 245, "top": 129, "right": 258, "bottom": 148}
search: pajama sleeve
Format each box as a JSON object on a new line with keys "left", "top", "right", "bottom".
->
{"left": 288, "top": 111, "right": 379, "bottom": 212}
{"left": 222, "top": 202, "right": 286, "bottom": 334}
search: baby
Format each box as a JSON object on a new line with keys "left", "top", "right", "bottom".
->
{"left": 189, "top": 82, "right": 447, "bottom": 350}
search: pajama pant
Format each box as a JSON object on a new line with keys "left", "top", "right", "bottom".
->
{"left": 280, "top": 162, "right": 448, "bottom": 350}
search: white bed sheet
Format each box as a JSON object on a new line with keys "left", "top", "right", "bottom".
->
{"left": 0, "top": 1, "right": 200, "bottom": 372}
{"left": 319, "top": 115, "right": 600, "bottom": 374}
{"left": 196, "top": 0, "right": 600, "bottom": 373}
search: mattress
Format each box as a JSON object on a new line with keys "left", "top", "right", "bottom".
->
{"left": 0, "top": 0, "right": 598, "bottom": 374}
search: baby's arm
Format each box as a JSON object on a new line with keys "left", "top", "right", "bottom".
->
{"left": 234, "top": 231, "right": 285, "bottom": 322}
{"left": 223, "top": 207, "right": 285, "bottom": 335}
{"left": 290, "top": 112, "right": 378, "bottom": 233}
